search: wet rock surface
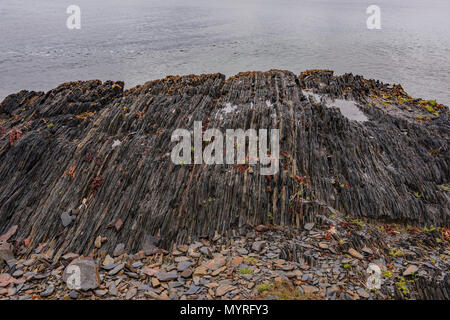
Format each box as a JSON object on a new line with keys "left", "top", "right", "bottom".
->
{"left": 0, "top": 70, "right": 448, "bottom": 299}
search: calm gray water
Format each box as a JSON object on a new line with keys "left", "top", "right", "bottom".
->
{"left": 1, "top": 0, "right": 449, "bottom": 104}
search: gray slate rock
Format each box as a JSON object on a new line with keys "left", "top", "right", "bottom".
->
{"left": 252, "top": 241, "right": 266, "bottom": 252}
{"left": 403, "top": 265, "right": 418, "bottom": 276}
{"left": 155, "top": 271, "right": 178, "bottom": 282}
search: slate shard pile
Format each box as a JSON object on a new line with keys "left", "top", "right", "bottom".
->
{"left": 0, "top": 212, "right": 448, "bottom": 300}
{"left": 0, "top": 70, "right": 448, "bottom": 260}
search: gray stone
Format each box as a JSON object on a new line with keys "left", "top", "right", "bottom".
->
{"left": 132, "top": 261, "right": 143, "bottom": 269}
{"left": 138, "top": 283, "right": 152, "bottom": 291}
{"left": 199, "top": 247, "right": 212, "bottom": 257}
{"left": 155, "top": 271, "right": 178, "bottom": 282}
{"left": 181, "top": 269, "right": 192, "bottom": 278}
{"left": 177, "top": 261, "right": 193, "bottom": 272}
{"left": 108, "top": 263, "right": 124, "bottom": 276}
{"left": 63, "top": 258, "right": 100, "bottom": 291}
{"left": 166, "top": 264, "right": 177, "bottom": 272}
{"left": 301, "top": 285, "right": 319, "bottom": 294}
{"left": 109, "top": 282, "right": 117, "bottom": 296}
{"left": 0, "top": 225, "right": 18, "bottom": 243}
{"left": 327, "top": 285, "right": 339, "bottom": 295}
{"left": 0, "top": 242, "right": 14, "bottom": 263}
{"left": 357, "top": 288, "right": 370, "bottom": 299}
{"left": 237, "top": 248, "right": 248, "bottom": 255}
{"left": 304, "top": 223, "right": 315, "bottom": 231}
{"left": 40, "top": 286, "right": 55, "bottom": 297}
{"left": 61, "top": 211, "right": 74, "bottom": 227}
{"left": 186, "top": 285, "right": 203, "bottom": 295}
{"left": 6, "top": 259, "right": 17, "bottom": 269}
{"left": 348, "top": 248, "right": 364, "bottom": 260}
{"left": 266, "top": 252, "right": 278, "bottom": 259}
{"left": 126, "top": 288, "right": 137, "bottom": 300}
{"left": 23, "top": 258, "right": 35, "bottom": 266}
{"left": 252, "top": 241, "right": 266, "bottom": 252}
{"left": 95, "top": 289, "right": 107, "bottom": 296}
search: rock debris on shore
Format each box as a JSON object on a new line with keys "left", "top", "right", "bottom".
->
{"left": 0, "top": 69, "right": 449, "bottom": 299}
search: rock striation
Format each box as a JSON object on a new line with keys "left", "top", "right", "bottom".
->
{"left": 0, "top": 70, "right": 448, "bottom": 260}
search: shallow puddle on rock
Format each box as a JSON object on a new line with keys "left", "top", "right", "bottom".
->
{"left": 303, "top": 91, "right": 368, "bottom": 122}
{"left": 329, "top": 99, "right": 368, "bottom": 122}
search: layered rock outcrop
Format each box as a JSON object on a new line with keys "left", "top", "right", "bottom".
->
{"left": 0, "top": 70, "right": 448, "bottom": 259}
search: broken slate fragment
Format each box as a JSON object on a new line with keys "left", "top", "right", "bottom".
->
{"left": 180, "top": 269, "right": 193, "bottom": 278}
{"left": 252, "top": 241, "right": 266, "bottom": 252}
{"left": 132, "top": 261, "right": 143, "bottom": 268}
{"left": 301, "top": 285, "right": 319, "bottom": 295}
{"left": 348, "top": 248, "right": 364, "bottom": 260}
{"left": 142, "top": 266, "right": 159, "bottom": 277}
{"left": 362, "top": 247, "right": 374, "bottom": 255}
{"left": 403, "top": 265, "right": 418, "bottom": 276}
{"left": 186, "top": 285, "right": 203, "bottom": 295}
{"left": 102, "top": 263, "right": 117, "bottom": 271}
{"left": 0, "top": 225, "right": 18, "bottom": 242}
{"left": 61, "top": 253, "right": 79, "bottom": 262}
{"left": 143, "top": 235, "right": 161, "bottom": 255}
{"left": 216, "top": 284, "right": 233, "bottom": 297}
{"left": 94, "top": 236, "right": 102, "bottom": 248}
{"left": 177, "top": 260, "right": 193, "bottom": 272}
{"left": 0, "top": 273, "right": 12, "bottom": 287}
{"left": 126, "top": 288, "right": 137, "bottom": 300}
{"left": 109, "top": 282, "right": 118, "bottom": 296}
{"left": 102, "top": 255, "right": 114, "bottom": 266}
{"left": 236, "top": 248, "right": 248, "bottom": 255}
{"left": 108, "top": 263, "right": 124, "bottom": 276}
{"left": 114, "top": 218, "right": 123, "bottom": 232}
{"left": 155, "top": 271, "right": 178, "bottom": 282}
{"left": 357, "top": 288, "right": 370, "bottom": 299}
{"left": 61, "top": 211, "right": 74, "bottom": 227}
{"left": 255, "top": 225, "right": 269, "bottom": 232}
{"left": 40, "top": 286, "right": 55, "bottom": 297}
{"left": 111, "top": 139, "right": 121, "bottom": 148}
{"left": 0, "top": 242, "right": 14, "bottom": 263}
